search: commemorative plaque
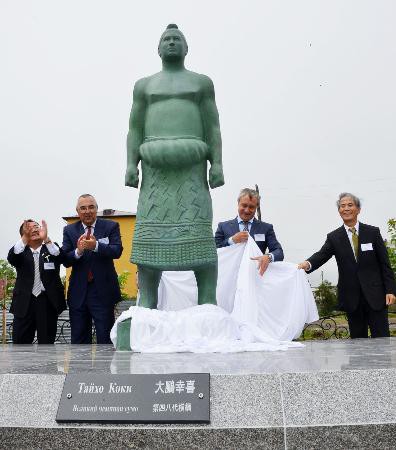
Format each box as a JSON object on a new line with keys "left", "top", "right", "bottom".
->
{"left": 56, "top": 373, "right": 210, "bottom": 423}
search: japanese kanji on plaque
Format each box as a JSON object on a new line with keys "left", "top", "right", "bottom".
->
{"left": 56, "top": 373, "right": 210, "bottom": 423}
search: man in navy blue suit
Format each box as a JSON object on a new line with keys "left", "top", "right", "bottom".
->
{"left": 62, "top": 194, "right": 123, "bottom": 344}
{"left": 215, "top": 188, "right": 284, "bottom": 275}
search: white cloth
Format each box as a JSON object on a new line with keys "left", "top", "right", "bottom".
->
{"left": 111, "top": 237, "right": 319, "bottom": 353}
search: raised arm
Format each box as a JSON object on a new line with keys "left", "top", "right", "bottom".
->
{"left": 125, "top": 78, "right": 147, "bottom": 188}
{"left": 200, "top": 75, "right": 224, "bottom": 189}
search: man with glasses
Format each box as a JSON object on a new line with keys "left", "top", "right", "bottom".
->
{"left": 8, "top": 220, "right": 66, "bottom": 343}
{"left": 62, "top": 194, "right": 123, "bottom": 344}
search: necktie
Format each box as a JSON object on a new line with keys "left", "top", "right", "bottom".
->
{"left": 86, "top": 226, "right": 92, "bottom": 239}
{"left": 32, "top": 251, "right": 42, "bottom": 297}
{"left": 349, "top": 227, "right": 359, "bottom": 260}
{"left": 86, "top": 226, "right": 94, "bottom": 282}
{"left": 242, "top": 222, "right": 249, "bottom": 232}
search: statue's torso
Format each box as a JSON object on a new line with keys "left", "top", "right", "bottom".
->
{"left": 143, "top": 71, "right": 204, "bottom": 138}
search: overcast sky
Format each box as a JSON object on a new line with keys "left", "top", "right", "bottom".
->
{"left": 1, "top": 0, "right": 395, "bottom": 285}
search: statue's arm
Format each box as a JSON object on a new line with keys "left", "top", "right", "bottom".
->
{"left": 200, "top": 75, "right": 225, "bottom": 189}
{"left": 125, "top": 79, "right": 147, "bottom": 188}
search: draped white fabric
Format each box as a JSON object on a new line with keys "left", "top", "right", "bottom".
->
{"left": 111, "top": 237, "right": 319, "bottom": 353}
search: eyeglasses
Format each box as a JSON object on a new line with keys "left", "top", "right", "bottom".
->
{"left": 79, "top": 205, "right": 96, "bottom": 212}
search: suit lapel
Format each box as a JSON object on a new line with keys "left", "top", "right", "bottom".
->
{"left": 78, "top": 221, "right": 85, "bottom": 236}
{"left": 39, "top": 245, "right": 47, "bottom": 274}
{"left": 357, "top": 223, "right": 369, "bottom": 262}
{"left": 94, "top": 218, "right": 103, "bottom": 239}
{"left": 24, "top": 246, "right": 35, "bottom": 279}
{"left": 232, "top": 218, "right": 240, "bottom": 236}
{"left": 250, "top": 219, "right": 258, "bottom": 238}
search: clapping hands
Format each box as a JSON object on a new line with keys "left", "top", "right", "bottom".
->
{"left": 76, "top": 233, "right": 97, "bottom": 255}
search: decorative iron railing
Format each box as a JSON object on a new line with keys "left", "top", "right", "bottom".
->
{"left": 1, "top": 309, "right": 394, "bottom": 344}
{"left": 300, "top": 313, "right": 350, "bottom": 340}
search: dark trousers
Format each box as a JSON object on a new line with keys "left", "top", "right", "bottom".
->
{"left": 69, "top": 282, "right": 115, "bottom": 344}
{"left": 12, "top": 292, "right": 58, "bottom": 344}
{"left": 347, "top": 294, "right": 390, "bottom": 338}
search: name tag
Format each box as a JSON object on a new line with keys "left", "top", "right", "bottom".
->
{"left": 254, "top": 234, "right": 265, "bottom": 242}
{"left": 44, "top": 262, "right": 55, "bottom": 270}
{"left": 361, "top": 243, "right": 373, "bottom": 251}
{"left": 98, "top": 237, "right": 109, "bottom": 244}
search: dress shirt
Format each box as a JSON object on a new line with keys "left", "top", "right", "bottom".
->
{"left": 228, "top": 216, "right": 254, "bottom": 246}
{"left": 13, "top": 240, "right": 60, "bottom": 293}
{"left": 344, "top": 221, "right": 359, "bottom": 259}
{"left": 74, "top": 221, "right": 99, "bottom": 259}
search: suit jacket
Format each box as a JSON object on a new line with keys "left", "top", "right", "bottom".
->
{"left": 7, "top": 244, "right": 66, "bottom": 318}
{"left": 307, "top": 223, "right": 396, "bottom": 312}
{"left": 62, "top": 218, "right": 123, "bottom": 308}
{"left": 215, "top": 217, "right": 284, "bottom": 261}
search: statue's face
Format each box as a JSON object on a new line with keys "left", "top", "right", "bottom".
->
{"left": 158, "top": 30, "right": 187, "bottom": 61}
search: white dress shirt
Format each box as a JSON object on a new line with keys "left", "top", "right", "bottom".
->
{"left": 344, "top": 221, "right": 359, "bottom": 259}
{"left": 228, "top": 216, "right": 254, "bottom": 245}
{"left": 13, "top": 240, "right": 60, "bottom": 292}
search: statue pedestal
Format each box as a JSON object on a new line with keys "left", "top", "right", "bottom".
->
{"left": 1, "top": 339, "right": 396, "bottom": 449}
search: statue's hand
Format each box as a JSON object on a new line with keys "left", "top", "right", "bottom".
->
{"left": 209, "top": 163, "right": 225, "bottom": 189}
{"left": 125, "top": 166, "right": 139, "bottom": 188}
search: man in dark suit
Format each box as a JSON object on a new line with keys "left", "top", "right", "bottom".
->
{"left": 299, "top": 192, "right": 396, "bottom": 338}
{"left": 8, "top": 220, "right": 66, "bottom": 344}
{"left": 215, "top": 188, "right": 284, "bottom": 275}
{"left": 62, "top": 194, "right": 123, "bottom": 344}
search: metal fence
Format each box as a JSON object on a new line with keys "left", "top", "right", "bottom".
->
{"left": 0, "top": 301, "right": 135, "bottom": 344}
{"left": 1, "top": 302, "right": 394, "bottom": 344}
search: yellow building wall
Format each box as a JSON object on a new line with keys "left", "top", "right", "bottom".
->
{"left": 64, "top": 216, "right": 138, "bottom": 299}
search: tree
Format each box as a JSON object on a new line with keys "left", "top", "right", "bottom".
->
{"left": 0, "top": 259, "right": 16, "bottom": 303}
{"left": 386, "top": 218, "right": 396, "bottom": 274}
{"left": 314, "top": 279, "right": 338, "bottom": 317}
{"left": 117, "top": 271, "right": 131, "bottom": 301}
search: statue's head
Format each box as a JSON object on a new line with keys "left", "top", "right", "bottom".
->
{"left": 158, "top": 24, "right": 188, "bottom": 62}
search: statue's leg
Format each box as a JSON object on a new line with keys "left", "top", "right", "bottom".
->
{"left": 137, "top": 265, "right": 162, "bottom": 309}
{"left": 194, "top": 263, "right": 218, "bottom": 305}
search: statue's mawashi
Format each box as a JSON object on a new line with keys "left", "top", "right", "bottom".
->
{"left": 125, "top": 24, "right": 224, "bottom": 308}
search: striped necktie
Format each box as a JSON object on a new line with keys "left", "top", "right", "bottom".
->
{"left": 349, "top": 227, "right": 359, "bottom": 260}
{"left": 32, "top": 251, "right": 42, "bottom": 297}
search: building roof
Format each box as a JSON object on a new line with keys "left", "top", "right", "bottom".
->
{"left": 63, "top": 209, "right": 136, "bottom": 221}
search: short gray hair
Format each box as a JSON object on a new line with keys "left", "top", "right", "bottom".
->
{"left": 76, "top": 194, "right": 98, "bottom": 209}
{"left": 237, "top": 188, "right": 260, "bottom": 203}
{"left": 336, "top": 192, "right": 361, "bottom": 209}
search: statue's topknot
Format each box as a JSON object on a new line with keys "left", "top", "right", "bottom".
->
{"left": 166, "top": 24, "right": 179, "bottom": 30}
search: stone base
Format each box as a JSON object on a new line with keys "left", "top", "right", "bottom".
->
{"left": 1, "top": 339, "right": 396, "bottom": 449}
{"left": 116, "top": 318, "right": 132, "bottom": 351}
